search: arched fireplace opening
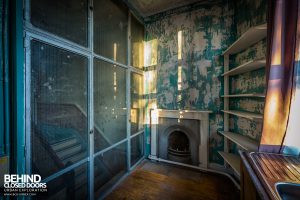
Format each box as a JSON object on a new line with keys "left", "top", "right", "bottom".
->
{"left": 167, "top": 131, "right": 191, "bottom": 164}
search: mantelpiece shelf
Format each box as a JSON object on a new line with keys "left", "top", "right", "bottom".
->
{"left": 222, "top": 59, "right": 266, "bottom": 76}
{"left": 223, "top": 23, "right": 267, "bottom": 55}
{"left": 222, "top": 93, "right": 265, "bottom": 98}
{"left": 218, "top": 151, "right": 241, "bottom": 177}
{"left": 221, "top": 110, "right": 263, "bottom": 120}
{"left": 218, "top": 131, "right": 259, "bottom": 152}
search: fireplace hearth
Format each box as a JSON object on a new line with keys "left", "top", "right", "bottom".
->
{"left": 150, "top": 109, "right": 211, "bottom": 168}
{"left": 168, "top": 131, "right": 191, "bottom": 164}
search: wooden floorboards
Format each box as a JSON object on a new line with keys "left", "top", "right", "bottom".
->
{"left": 105, "top": 160, "right": 240, "bottom": 200}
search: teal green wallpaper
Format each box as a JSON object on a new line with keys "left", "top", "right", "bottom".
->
{"left": 145, "top": 1, "right": 235, "bottom": 164}
{"left": 229, "top": 0, "right": 267, "bottom": 145}
{"left": 234, "top": 0, "right": 267, "bottom": 37}
{"left": 228, "top": 40, "right": 266, "bottom": 142}
{"left": 144, "top": 0, "right": 267, "bottom": 164}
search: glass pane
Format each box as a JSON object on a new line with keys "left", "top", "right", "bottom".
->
{"left": 131, "top": 133, "right": 144, "bottom": 166}
{"left": 94, "top": 142, "right": 127, "bottom": 197}
{"left": 31, "top": 0, "right": 88, "bottom": 46}
{"left": 131, "top": 73, "right": 144, "bottom": 134}
{"left": 37, "top": 163, "right": 88, "bottom": 200}
{"left": 94, "top": 0, "right": 128, "bottom": 64}
{"left": 131, "top": 16, "right": 144, "bottom": 69}
{"left": 94, "top": 59, "right": 126, "bottom": 152}
{"left": 31, "top": 40, "right": 88, "bottom": 178}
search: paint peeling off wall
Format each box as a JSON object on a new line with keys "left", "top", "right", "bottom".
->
{"left": 144, "top": 0, "right": 267, "bottom": 164}
{"left": 235, "top": 0, "right": 267, "bottom": 37}
{"left": 230, "top": 39, "right": 267, "bottom": 69}
{"left": 230, "top": 98, "right": 264, "bottom": 114}
{"left": 230, "top": 68, "right": 266, "bottom": 94}
{"left": 230, "top": 116, "right": 263, "bottom": 141}
{"left": 145, "top": 1, "right": 235, "bottom": 164}
{"left": 227, "top": 0, "right": 268, "bottom": 150}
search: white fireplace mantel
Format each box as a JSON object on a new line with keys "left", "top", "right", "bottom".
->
{"left": 150, "top": 109, "right": 212, "bottom": 168}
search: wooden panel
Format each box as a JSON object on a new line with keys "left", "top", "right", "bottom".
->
{"left": 218, "top": 151, "right": 241, "bottom": 176}
{"left": 221, "top": 110, "right": 263, "bottom": 120}
{"left": 223, "top": 54, "right": 229, "bottom": 153}
{"left": 218, "top": 131, "right": 259, "bottom": 152}
{"left": 223, "top": 24, "right": 267, "bottom": 55}
{"left": 241, "top": 161, "right": 260, "bottom": 200}
{"left": 222, "top": 59, "right": 266, "bottom": 76}
{"left": 222, "top": 93, "right": 265, "bottom": 98}
{"left": 106, "top": 160, "right": 240, "bottom": 200}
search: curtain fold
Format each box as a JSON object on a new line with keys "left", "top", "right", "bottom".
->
{"left": 259, "top": 0, "right": 299, "bottom": 153}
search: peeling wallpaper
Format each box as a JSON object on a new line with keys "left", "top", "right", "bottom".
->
{"left": 229, "top": 0, "right": 267, "bottom": 147}
{"left": 235, "top": 0, "right": 267, "bottom": 37}
{"left": 144, "top": 0, "right": 267, "bottom": 164}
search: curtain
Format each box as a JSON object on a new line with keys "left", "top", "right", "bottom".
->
{"left": 259, "top": 0, "right": 299, "bottom": 153}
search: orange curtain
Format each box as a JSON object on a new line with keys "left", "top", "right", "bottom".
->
{"left": 259, "top": 0, "right": 299, "bottom": 153}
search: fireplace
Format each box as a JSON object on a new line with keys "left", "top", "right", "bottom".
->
{"left": 168, "top": 130, "right": 191, "bottom": 164}
{"left": 150, "top": 109, "right": 211, "bottom": 168}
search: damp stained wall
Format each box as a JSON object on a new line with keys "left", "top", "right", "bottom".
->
{"left": 228, "top": 0, "right": 267, "bottom": 153}
{"left": 144, "top": 0, "right": 267, "bottom": 164}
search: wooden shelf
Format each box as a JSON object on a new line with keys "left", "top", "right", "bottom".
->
{"left": 223, "top": 23, "right": 267, "bottom": 55}
{"left": 221, "top": 110, "right": 263, "bottom": 120}
{"left": 218, "top": 131, "right": 259, "bottom": 151}
{"left": 222, "top": 93, "right": 265, "bottom": 98}
{"left": 222, "top": 59, "right": 266, "bottom": 76}
{"left": 218, "top": 151, "right": 241, "bottom": 176}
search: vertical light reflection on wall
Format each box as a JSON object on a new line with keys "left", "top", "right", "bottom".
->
{"left": 145, "top": 70, "right": 157, "bottom": 125}
{"left": 178, "top": 30, "right": 182, "bottom": 60}
{"left": 131, "top": 74, "right": 144, "bottom": 126}
{"left": 132, "top": 42, "right": 144, "bottom": 68}
{"left": 144, "top": 39, "right": 158, "bottom": 125}
{"left": 144, "top": 39, "right": 158, "bottom": 67}
{"left": 178, "top": 66, "right": 182, "bottom": 91}
{"left": 177, "top": 31, "right": 183, "bottom": 110}
{"left": 113, "top": 43, "right": 117, "bottom": 117}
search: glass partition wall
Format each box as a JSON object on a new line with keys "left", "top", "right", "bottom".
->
{"left": 24, "top": 0, "right": 145, "bottom": 199}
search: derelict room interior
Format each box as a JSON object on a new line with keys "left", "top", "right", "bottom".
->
{"left": 1, "top": 0, "right": 300, "bottom": 199}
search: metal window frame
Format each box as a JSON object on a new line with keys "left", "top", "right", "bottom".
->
{"left": 24, "top": 1, "right": 146, "bottom": 200}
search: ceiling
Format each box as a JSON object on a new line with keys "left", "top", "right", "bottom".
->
{"left": 127, "top": 0, "right": 203, "bottom": 17}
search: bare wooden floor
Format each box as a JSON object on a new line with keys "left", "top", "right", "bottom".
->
{"left": 105, "top": 160, "right": 240, "bottom": 200}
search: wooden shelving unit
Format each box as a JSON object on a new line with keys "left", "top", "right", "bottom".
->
{"left": 220, "top": 23, "right": 267, "bottom": 179}
{"left": 221, "top": 110, "right": 263, "bottom": 120}
{"left": 218, "top": 131, "right": 259, "bottom": 152}
{"left": 218, "top": 151, "right": 241, "bottom": 176}
{"left": 222, "top": 24, "right": 267, "bottom": 55}
{"left": 222, "top": 59, "right": 266, "bottom": 76}
{"left": 222, "top": 93, "right": 265, "bottom": 98}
